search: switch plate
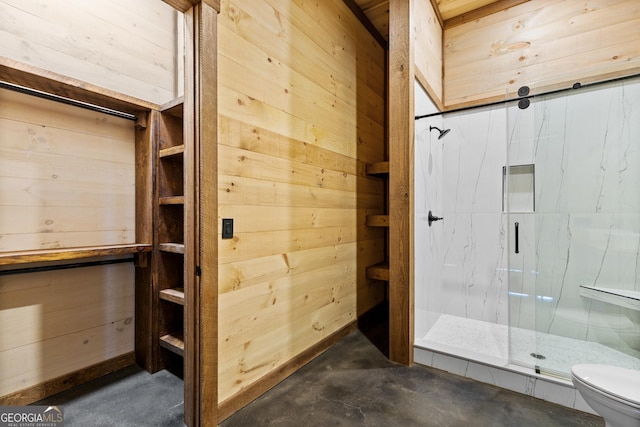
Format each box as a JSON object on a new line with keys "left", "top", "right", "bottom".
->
{"left": 222, "top": 218, "right": 233, "bottom": 239}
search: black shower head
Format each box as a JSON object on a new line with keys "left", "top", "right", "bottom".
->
{"left": 430, "top": 126, "right": 451, "bottom": 140}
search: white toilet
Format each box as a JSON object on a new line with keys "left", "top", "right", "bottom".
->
{"left": 571, "top": 364, "right": 640, "bottom": 427}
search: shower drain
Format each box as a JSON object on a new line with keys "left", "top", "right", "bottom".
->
{"left": 530, "top": 353, "right": 546, "bottom": 360}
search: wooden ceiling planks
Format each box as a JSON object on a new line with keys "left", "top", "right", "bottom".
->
{"left": 350, "top": 0, "right": 529, "bottom": 40}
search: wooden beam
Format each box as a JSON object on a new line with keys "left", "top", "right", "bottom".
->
{"left": 342, "top": 0, "right": 388, "bottom": 49}
{"left": 195, "top": 2, "right": 219, "bottom": 426}
{"left": 135, "top": 109, "right": 158, "bottom": 373}
{"left": 388, "top": 0, "right": 414, "bottom": 366}
{"left": 162, "top": 0, "right": 220, "bottom": 13}
{"left": 0, "top": 56, "right": 158, "bottom": 114}
{"left": 444, "top": 0, "right": 530, "bottom": 29}
{"left": 182, "top": 2, "right": 219, "bottom": 426}
{"left": 429, "top": 0, "right": 444, "bottom": 28}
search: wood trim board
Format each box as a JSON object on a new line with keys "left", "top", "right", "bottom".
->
{"left": 217, "top": 321, "right": 358, "bottom": 422}
{"left": 0, "top": 352, "right": 135, "bottom": 406}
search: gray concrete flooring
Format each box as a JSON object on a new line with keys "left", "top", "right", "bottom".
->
{"left": 37, "top": 331, "right": 603, "bottom": 426}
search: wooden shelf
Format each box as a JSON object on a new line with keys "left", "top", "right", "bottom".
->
{"left": 159, "top": 332, "right": 184, "bottom": 357}
{"left": 160, "top": 96, "right": 184, "bottom": 118}
{"left": 159, "top": 243, "right": 185, "bottom": 254}
{"left": 366, "top": 215, "right": 389, "bottom": 227}
{"left": 159, "top": 196, "right": 185, "bottom": 205}
{"left": 366, "top": 262, "right": 389, "bottom": 281}
{"left": 0, "top": 244, "right": 152, "bottom": 266}
{"left": 160, "top": 287, "right": 185, "bottom": 305}
{"left": 159, "top": 144, "right": 185, "bottom": 158}
{"left": 366, "top": 161, "right": 389, "bottom": 175}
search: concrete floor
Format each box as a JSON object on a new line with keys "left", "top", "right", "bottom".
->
{"left": 37, "top": 331, "right": 603, "bottom": 426}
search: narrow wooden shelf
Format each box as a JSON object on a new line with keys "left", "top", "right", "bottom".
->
{"left": 159, "top": 243, "right": 185, "bottom": 254}
{"left": 366, "top": 161, "right": 389, "bottom": 175}
{"left": 0, "top": 244, "right": 152, "bottom": 266}
{"left": 366, "top": 262, "right": 389, "bottom": 281}
{"left": 159, "top": 144, "right": 185, "bottom": 158}
{"left": 366, "top": 215, "right": 389, "bottom": 227}
{"left": 159, "top": 332, "right": 184, "bottom": 357}
{"left": 159, "top": 287, "right": 185, "bottom": 305}
{"left": 159, "top": 196, "right": 185, "bottom": 205}
{"left": 160, "top": 96, "right": 184, "bottom": 118}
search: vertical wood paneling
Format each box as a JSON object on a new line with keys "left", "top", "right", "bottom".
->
{"left": 0, "top": 0, "right": 181, "bottom": 104}
{"left": 444, "top": 0, "right": 640, "bottom": 108}
{"left": 217, "top": 0, "right": 386, "bottom": 403}
{"left": 414, "top": 0, "right": 443, "bottom": 107}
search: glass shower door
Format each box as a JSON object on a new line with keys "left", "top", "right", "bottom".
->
{"left": 509, "top": 76, "right": 640, "bottom": 378}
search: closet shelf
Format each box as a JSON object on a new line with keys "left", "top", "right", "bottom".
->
{"left": 366, "top": 161, "right": 389, "bottom": 175}
{"left": 366, "top": 262, "right": 389, "bottom": 281}
{"left": 159, "top": 287, "right": 185, "bottom": 305}
{"left": 159, "top": 196, "right": 185, "bottom": 205}
{"left": 159, "top": 243, "right": 185, "bottom": 254}
{"left": 0, "top": 244, "right": 152, "bottom": 266}
{"left": 159, "top": 144, "right": 185, "bottom": 158}
{"left": 159, "top": 332, "right": 184, "bottom": 357}
{"left": 366, "top": 215, "right": 389, "bottom": 227}
{"left": 160, "top": 96, "right": 184, "bottom": 118}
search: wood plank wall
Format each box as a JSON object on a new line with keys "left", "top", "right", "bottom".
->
{"left": 217, "top": 0, "right": 386, "bottom": 403}
{"left": 0, "top": 0, "right": 182, "bottom": 104}
{"left": 0, "top": 264, "right": 134, "bottom": 398}
{"left": 0, "top": 0, "right": 182, "bottom": 401}
{"left": 0, "top": 88, "right": 137, "bottom": 399}
{"left": 444, "top": 0, "right": 640, "bottom": 108}
{"left": 0, "top": 89, "right": 136, "bottom": 251}
{"left": 414, "top": 0, "right": 443, "bottom": 108}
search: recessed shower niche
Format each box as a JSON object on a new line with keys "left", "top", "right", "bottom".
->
{"left": 503, "top": 164, "right": 535, "bottom": 213}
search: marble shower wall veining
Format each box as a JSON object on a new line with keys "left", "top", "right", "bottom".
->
{"left": 510, "top": 78, "right": 640, "bottom": 358}
{"left": 414, "top": 82, "right": 509, "bottom": 336}
{"left": 415, "top": 76, "right": 640, "bottom": 364}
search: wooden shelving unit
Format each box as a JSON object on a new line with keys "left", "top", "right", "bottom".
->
{"left": 365, "top": 162, "right": 390, "bottom": 282}
{"left": 366, "top": 262, "right": 390, "bottom": 281}
{"left": 159, "top": 332, "right": 185, "bottom": 357}
{"left": 159, "top": 287, "right": 185, "bottom": 305}
{"left": 366, "top": 161, "right": 389, "bottom": 175}
{"left": 154, "top": 96, "right": 187, "bottom": 365}
{"left": 366, "top": 215, "right": 389, "bottom": 227}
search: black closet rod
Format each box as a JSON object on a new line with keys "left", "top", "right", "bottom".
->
{"left": 0, "top": 80, "right": 137, "bottom": 121}
{"left": 0, "top": 257, "right": 135, "bottom": 276}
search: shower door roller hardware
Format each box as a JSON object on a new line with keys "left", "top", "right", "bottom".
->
{"left": 428, "top": 211, "right": 443, "bottom": 227}
{"left": 514, "top": 222, "right": 520, "bottom": 253}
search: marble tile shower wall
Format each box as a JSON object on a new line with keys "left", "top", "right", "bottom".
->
{"left": 415, "top": 78, "right": 640, "bottom": 359}
{"left": 415, "top": 88, "right": 510, "bottom": 333}
{"left": 510, "top": 79, "right": 640, "bottom": 356}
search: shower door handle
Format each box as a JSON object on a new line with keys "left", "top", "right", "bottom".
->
{"left": 428, "top": 211, "right": 443, "bottom": 227}
{"left": 515, "top": 222, "right": 520, "bottom": 254}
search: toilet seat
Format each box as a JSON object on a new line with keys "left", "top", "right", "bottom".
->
{"left": 572, "top": 364, "right": 640, "bottom": 407}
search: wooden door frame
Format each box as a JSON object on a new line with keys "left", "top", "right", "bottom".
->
{"left": 162, "top": 1, "right": 219, "bottom": 426}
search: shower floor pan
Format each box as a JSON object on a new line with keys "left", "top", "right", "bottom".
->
{"left": 414, "top": 314, "right": 640, "bottom": 414}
